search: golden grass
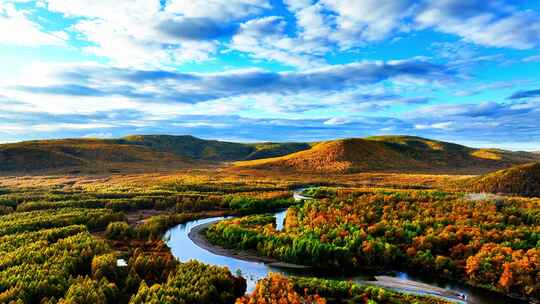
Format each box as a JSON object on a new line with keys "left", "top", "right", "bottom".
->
{"left": 471, "top": 149, "right": 503, "bottom": 160}
{"left": 0, "top": 166, "right": 472, "bottom": 195}
{"left": 233, "top": 136, "right": 540, "bottom": 174}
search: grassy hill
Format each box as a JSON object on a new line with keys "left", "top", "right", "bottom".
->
{"left": 234, "top": 136, "right": 540, "bottom": 174}
{"left": 0, "top": 135, "right": 310, "bottom": 173}
{"left": 464, "top": 162, "right": 540, "bottom": 197}
{"left": 2, "top": 134, "right": 537, "bottom": 174}
{"left": 0, "top": 139, "right": 192, "bottom": 173}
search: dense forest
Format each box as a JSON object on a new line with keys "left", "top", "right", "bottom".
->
{"left": 0, "top": 181, "right": 294, "bottom": 303}
{"left": 207, "top": 188, "right": 540, "bottom": 301}
{"left": 0, "top": 176, "right": 455, "bottom": 304}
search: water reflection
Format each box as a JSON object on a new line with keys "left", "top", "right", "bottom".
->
{"left": 164, "top": 215, "right": 290, "bottom": 290}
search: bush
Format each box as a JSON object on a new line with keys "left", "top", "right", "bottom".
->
{"left": 105, "top": 221, "right": 132, "bottom": 240}
{"left": 128, "top": 248, "right": 177, "bottom": 285}
{"left": 92, "top": 253, "right": 118, "bottom": 282}
{"left": 59, "top": 276, "right": 118, "bottom": 304}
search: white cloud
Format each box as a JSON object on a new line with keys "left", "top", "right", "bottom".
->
{"left": 0, "top": 58, "right": 450, "bottom": 133}
{"left": 262, "top": 0, "right": 540, "bottom": 67}
{"left": 172, "top": 122, "right": 231, "bottom": 128}
{"left": 0, "top": 122, "right": 115, "bottom": 135}
{"left": 230, "top": 16, "right": 323, "bottom": 68}
{"left": 82, "top": 132, "right": 113, "bottom": 138}
{"left": 253, "top": 0, "right": 414, "bottom": 66}
{"left": 452, "top": 80, "right": 535, "bottom": 97}
{"left": 72, "top": 19, "right": 171, "bottom": 67}
{"left": 289, "top": 2, "right": 332, "bottom": 44}
{"left": 41, "top": 0, "right": 272, "bottom": 67}
{"left": 32, "top": 122, "right": 114, "bottom": 132}
{"left": 46, "top": 0, "right": 160, "bottom": 20}
{"left": 165, "top": 0, "right": 271, "bottom": 20}
{"left": 324, "top": 117, "right": 350, "bottom": 125}
{"left": 523, "top": 54, "right": 540, "bottom": 62}
{"left": 0, "top": 3, "right": 65, "bottom": 47}
{"left": 322, "top": 0, "right": 413, "bottom": 47}
{"left": 416, "top": 0, "right": 540, "bottom": 50}
{"left": 415, "top": 121, "right": 453, "bottom": 130}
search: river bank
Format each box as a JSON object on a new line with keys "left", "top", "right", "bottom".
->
{"left": 188, "top": 220, "right": 310, "bottom": 269}
{"left": 189, "top": 219, "right": 470, "bottom": 303}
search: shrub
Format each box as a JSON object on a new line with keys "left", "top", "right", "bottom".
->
{"left": 92, "top": 253, "right": 118, "bottom": 282}
{"left": 59, "top": 276, "right": 118, "bottom": 304}
{"left": 105, "top": 221, "right": 132, "bottom": 240}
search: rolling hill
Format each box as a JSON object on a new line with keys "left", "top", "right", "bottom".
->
{"left": 2, "top": 134, "right": 538, "bottom": 174}
{"left": 0, "top": 135, "right": 310, "bottom": 173}
{"left": 464, "top": 162, "right": 540, "bottom": 197}
{"left": 234, "top": 136, "right": 540, "bottom": 174}
{"left": 0, "top": 138, "right": 192, "bottom": 173}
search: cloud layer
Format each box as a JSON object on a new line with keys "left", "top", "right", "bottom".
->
{"left": 7, "top": 0, "right": 540, "bottom": 67}
{"left": 0, "top": 0, "right": 539, "bottom": 149}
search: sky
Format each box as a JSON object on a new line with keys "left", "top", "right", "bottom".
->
{"left": 0, "top": 0, "right": 540, "bottom": 150}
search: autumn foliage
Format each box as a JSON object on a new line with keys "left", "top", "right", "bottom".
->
{"left": 466, "top": 162, "right": 540, "bottom": 197}
{"left": 236, "top": 273, "right": 326, "bottom": 304}
{"left": 208, "top": 188, "right": 540, "bottom": 301}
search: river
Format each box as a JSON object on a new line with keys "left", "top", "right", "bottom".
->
{"left": 164, "top": 190, "right": 526, "bottom": 304}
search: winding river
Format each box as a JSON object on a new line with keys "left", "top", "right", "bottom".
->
{"left": 164, "top": 190, "right": 526, "bottom": 304}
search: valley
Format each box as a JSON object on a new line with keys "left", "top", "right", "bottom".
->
{"left": 0, "top": 134, "right": 539, "bottom": 303}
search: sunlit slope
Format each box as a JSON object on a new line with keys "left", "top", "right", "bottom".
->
{"left": 234, "top": 136, "right": 540, "bottom": 174}
{"left": 465, "top": 162, "right": 540, "bottom": 197}
{"left": 2, "top": 135, "right": 537, "bottom": 173}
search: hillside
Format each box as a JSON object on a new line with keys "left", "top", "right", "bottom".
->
{"left": 0, "top": 135, "right": 310, "bottom": 173}
{"left": 2, "top": 135, "right": 538, "bottom": 174}
{"left": 234, "top": 136, "right": 540, "bottom": 174}
{"left": 465, "top": 162, "right": 540, "bottom": 197}
{"left": 120, "top": 135, "right": 310, "bottom": 161}
{"left": 0, "top": 139, "right": 192, "bottom": 173}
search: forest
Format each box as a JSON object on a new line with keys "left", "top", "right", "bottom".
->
{"left": 0, "top": 180, "right": 288, "bottom": 303}
{"left": 0, "top": 174, "right": 459, "bottom": 304}
{"left": 237, "top": 273, "right": 451, "bottom": 304}
{"left": 206, "top": 187, "right": 540, "bottom": 301}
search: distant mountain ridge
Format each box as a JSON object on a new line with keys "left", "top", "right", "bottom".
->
{"left": 1, "top": 134, "right": 539, "bottom": 174}
{"left": 234, "top": 136, "right": 540, "bottom": 174}
{"left": 0, "top": 135, "right": 310, "bottom": 173}
{"left": 119, "top": 135, "right": 310, "bottom": 161}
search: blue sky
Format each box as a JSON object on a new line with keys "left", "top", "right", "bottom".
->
{"left": 1, "top": 0, "right": 540, "bottom": 150}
